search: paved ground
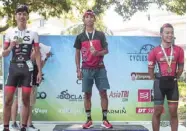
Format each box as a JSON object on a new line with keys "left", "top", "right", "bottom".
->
{"left": 0, "top": 122, "right": 185, "bottom": 131}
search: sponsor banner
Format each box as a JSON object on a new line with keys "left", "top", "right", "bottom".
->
{"left": 138, "top": 89, "right": 154, "bottom": 102}
{"left": 131, "top": 72, "right": 150, "bottom": 80}
{"left": 3, "top": 36, "right": 170, "bottom": 121}
{"left": 108, "top": 90, "right": 129, "bottom": 102}
{"left": 136, "top": 107, "right": 165, "bottom": 114}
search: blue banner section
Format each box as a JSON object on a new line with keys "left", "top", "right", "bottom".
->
{"left": 3, "top": 36, "right": 170, "bottom": 121}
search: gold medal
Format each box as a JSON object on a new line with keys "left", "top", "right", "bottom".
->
{"left": 167, "top": 67, "right": 172, "bottom": 73}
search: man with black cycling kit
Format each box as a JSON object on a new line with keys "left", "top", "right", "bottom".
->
{"left": 2, "top": 4, "right": 42, "bottom": 131}
{"left": 148, "top": 23, "right": 184, "bottom": 131}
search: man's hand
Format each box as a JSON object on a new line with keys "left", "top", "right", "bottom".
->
{"left": 37, "top": 71, "right": 42, "bottom": 84}
{"left": 92, "top": 49, "right": 108, "bottom": 56}
{"left": 92, "top": 50, "right": 99, "bottom": 56}
{"left": 149, "top": 76, "right": 155, "bottom": 80}
{"left": 9, "top": 41, "right": 17, "bottom": 50}
{"left": 77, "top": 70, "right": 82, "bottom": 80}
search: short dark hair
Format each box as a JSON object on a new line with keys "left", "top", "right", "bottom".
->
{"left": 16, "top": 4, "right": 29, "bottom": 14}
{"left": 131, "top": 72, "right": 136, "bottom": 76}
{"left": 160, "top": 23, "right": 174, "bottom": 33}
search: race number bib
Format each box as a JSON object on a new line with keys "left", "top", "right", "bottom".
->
{"left": 26, "top": 60, "right": 34, "bottom": 71}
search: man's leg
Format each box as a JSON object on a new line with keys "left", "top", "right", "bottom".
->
{"left": 27, "top": 86, "right": 36, "bottom": 125}
{"left": 18, "top": 87, "right": 23, "bottom": 126}
{"left": 82, "top": 69, "right": 94, "bottom": 129}
{"left": 167, "top": 80, "right": 179, "bottom": 131}
{"left": 3, "top": 86, "right": 16, "bottom": 130}
{"left": 84, "top": 92, "right": 92, "bottom": 120}
{"left": 21, "top": 87, "right": 32, "bottom": 129}
{"left": 27, "top": 86, "right": 40, "bottom": 130}
{"left": 168, "top": 102, "right": 178, "bottom": 131}
{"left": 11, "top": 93, "right": 20, "bottom": 130}
{"left": 95, "top": 68, "right": 112, "bottom": 128}
{"left": 152, "top": 105, "right": 164, "bottom": 131}
{"left": 99, "top": 90, "right": 108, "bottom": 120}
{"left": 152, "top": 79, "right": 165, "bottom": 131}
{"left": 11, "top": 91, "right": 18, "bottom": 123}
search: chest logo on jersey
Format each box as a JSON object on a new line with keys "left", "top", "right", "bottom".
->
{"left": 13, "top": 35, "right": 31, "bottom": 43}
{"left": 160, "top": 56, "right": 174, "bottom": 61}
{"left": 23, "top": 36, "right": 31, "bottom": 41}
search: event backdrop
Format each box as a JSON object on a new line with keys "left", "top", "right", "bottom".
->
{"left": 3, "top": 36, "right": 170, "bottom": 121}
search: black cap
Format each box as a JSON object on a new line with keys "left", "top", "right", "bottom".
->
{"left": 16, "top": 4, "right": 29, "bottom": 14}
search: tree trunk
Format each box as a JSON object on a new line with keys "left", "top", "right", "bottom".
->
{"left": 0, "top": 24, "right": 9, "bottom": 33}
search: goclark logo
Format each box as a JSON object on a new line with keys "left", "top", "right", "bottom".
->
{"left": 57, "top": 90, "right": 83, "bottom": 102}
{"left": 32, "top": 108, "right": 48, "bottom": 114}
{"left": 37, "top": 92, "right": 47, "bottom": 99}
{"left": 136, "top": 107, "right": 165, "bottom": 114}
{"left": 108, "top": 107, "right": 127, "bottom": 114}
{"left": 131, "top": 72, "right": 151, "bottom": 81}
{"left": 127, "top": 44, "right": 155, "bottom": 61}
{"left": 109, "top": 90, "right": 129, "bottom": 102}
{"left": 138, "top": 89, "right": 154, "bottom": 102}
{"left": 58, "top": 108, "right": 84, "bottom": 115}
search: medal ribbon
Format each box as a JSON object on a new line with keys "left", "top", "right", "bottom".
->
{"left": 161, "top": 44, "right": 173, "bottom": 68}
{"left": 85, "top": 29, "right": 95, "bottom": 46}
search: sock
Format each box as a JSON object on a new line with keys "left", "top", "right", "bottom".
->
{"left": 86, "top": 110, "right": 92, "bottom": 121}
{"left": 4, "top": 125, "right": 9, "bottom": 129}
{"left": 102, "top": 109, "right": 108, "bottom": 120}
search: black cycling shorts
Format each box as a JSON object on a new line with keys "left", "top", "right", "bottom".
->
{"left": 6, "top": 63, "right": 33, "bottom": 88}
{"left": 153, "top": 76, "right": 179, "bottom": 105}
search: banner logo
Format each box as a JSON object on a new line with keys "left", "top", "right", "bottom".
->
{"left": 138, "top": 89, "right": 154, "bottom": 102}
{"left": 109, "top": 90, "right": 129, "bottom": 102}
{"left": 57, "top": 90, "right": 83, "bottom": 102}
{"left": 108, "top": 107, "right": 127, "bottom": 114}
{"left": 128, "top": 44, "right": 155, "bottom": 62}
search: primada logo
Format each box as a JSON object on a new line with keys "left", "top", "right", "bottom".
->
{"left": 131, "top": 72, "right": 151, "bottom": 81}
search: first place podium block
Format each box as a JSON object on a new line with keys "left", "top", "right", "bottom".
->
{"left": 53, "top": 124, "right": 149, "bottom": 131}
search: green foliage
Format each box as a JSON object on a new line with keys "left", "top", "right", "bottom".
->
{"left": 0, "top": 0, "right": 71, "bottom": 32}
{"left": 178, "top": 104, "right": 186, "bottom": 121}
{"left": 111, "top": 0, "right": 186, "bottom": 20}
{"left": 0, "top": 0, "right": 185, "bottom": 33}
{"left": 178, "top": 81, "right": 186, "bottom": 98}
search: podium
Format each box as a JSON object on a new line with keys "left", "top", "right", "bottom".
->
{"left": 53, "top": 124, "right": 149, "bottom": 131}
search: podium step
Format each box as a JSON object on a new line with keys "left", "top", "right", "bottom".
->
{"left": 53, "top": 124, "right": 149, "bottom": 131}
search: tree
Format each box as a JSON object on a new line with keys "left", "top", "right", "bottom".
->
{"left": 60, "top": 0, "right": 113, "bottom": 35}
{"left": 111, "top": 0, "right": 186, "bottom": 20}
{"left": 0, "top": 0, "right": 71, "bottom": 32}
{"left": 0, "top": 0, "right": 185, "bottom": 33}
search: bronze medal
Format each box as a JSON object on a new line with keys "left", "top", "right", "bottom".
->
{"left": 167, "top": 67, "right": 172, "bottom": 73}
{"left": 90, "top": 46, "right": 95, "bottom": 53}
